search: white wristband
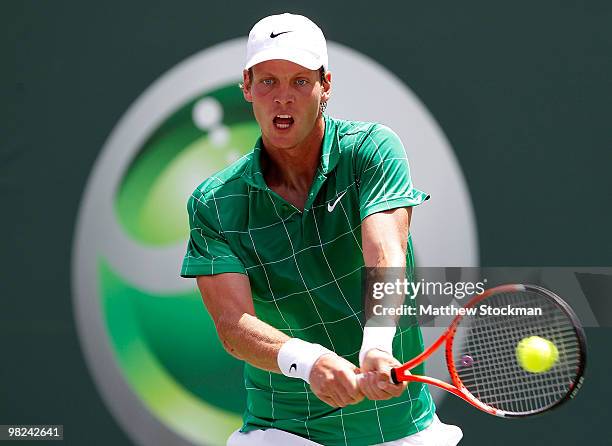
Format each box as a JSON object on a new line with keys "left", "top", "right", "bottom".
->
{"left": 277, "top": 338, "right": 333, "bottom": 384}
{"left": 359, "top": 325, "right": 397, "bottom": 367}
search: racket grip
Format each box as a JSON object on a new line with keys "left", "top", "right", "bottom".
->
{"left": 390, "top": 368, "right": 400, "bottom": 384}
{"left": 355, "top": 370, "right": 400, "bottom": 385}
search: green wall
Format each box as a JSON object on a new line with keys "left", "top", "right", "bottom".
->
{"left": 2, "top": 1, "right": 611, "bottom": 445}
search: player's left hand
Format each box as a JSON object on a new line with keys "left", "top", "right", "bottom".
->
{"left": 358, "top": 349, "right": 407, "bottom": 400}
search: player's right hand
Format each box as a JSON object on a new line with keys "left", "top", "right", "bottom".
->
{"left": 357, "top": 349, "right": 407, "bottom": 401}
{"left": 309, "top": 353, "right": 365, "bottom": 408}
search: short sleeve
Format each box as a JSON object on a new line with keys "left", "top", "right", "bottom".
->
{"left": 355, "top": 125, "right": 430, "bottom": 220}
{"left": 180, "top": 190, "right": 246, "bottom": 278}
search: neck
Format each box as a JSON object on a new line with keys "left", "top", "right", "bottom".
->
{"left": 261, "top": 117, "right": 325, "bottom": 193}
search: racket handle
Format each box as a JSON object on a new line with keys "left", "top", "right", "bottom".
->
{"left": 355, "top": 371, "right": 400, "bottom": 385}
{"left": 390, "top": 368, "right": 400, "bottom": 384}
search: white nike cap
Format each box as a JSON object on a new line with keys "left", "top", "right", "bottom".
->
{"left": 245, "top": 13, "right": 328, "bottom": 71}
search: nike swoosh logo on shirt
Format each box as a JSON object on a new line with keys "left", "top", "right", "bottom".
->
{"left": 270, "top": 31, "right": 292, "bottom": 38}
{"left": 327, "top": 191, "right": 347, "bottom": 212}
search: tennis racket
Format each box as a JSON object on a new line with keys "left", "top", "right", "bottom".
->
{"left": 360, "top": 284, "right": 587, "bottom": 417}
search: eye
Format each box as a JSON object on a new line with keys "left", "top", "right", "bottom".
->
{"left": 262, "top": 79, "right": 274, "bottom": 86}
{"left": 296, "top": 79, "right": 308, "bottom": 86}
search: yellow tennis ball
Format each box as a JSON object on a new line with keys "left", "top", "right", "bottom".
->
{"left": 516, "top": 336, "right": 559, "bottom": 373}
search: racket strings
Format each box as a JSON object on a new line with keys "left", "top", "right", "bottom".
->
{"left": 467, "top": 298, "right": 578, "bottom": 412}
{"left": 461, "top": 295, "right": 578, "bottom": 413}
{"left": 453, "top": 290, "right": 582, "bottom": 415}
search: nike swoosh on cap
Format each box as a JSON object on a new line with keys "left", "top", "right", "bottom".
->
{"left": 270, "top": 30, "right": 292, "bottom": 38}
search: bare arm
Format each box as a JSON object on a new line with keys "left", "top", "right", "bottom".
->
{"left": 359, "top": 207, "right": 413, "bottom": 400}
{"left": 196, "top": 273, "right": 288, "bottom": 372}
{"left": 197, "top": 272, "right": 364, "bottom": 407}
{"left": 361, "top": 207, "right": 411, "bottom": 269}
{"left": 361, "top": 207, "right": 411, "bottom": 323}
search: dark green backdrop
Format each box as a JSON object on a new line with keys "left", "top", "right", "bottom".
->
{"left": 2, "top": 1, "right": 611, "bottom": 445}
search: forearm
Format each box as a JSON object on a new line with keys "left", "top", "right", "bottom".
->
{"left": 197, "top": 273, "right": 332, "bottom": 380}
{"left": 217, "top": 313, "right": 335, "bottom": 384}
{"left": 216, "top": 312, "right": 289, "bottom": 372}
{"left": 360, "top": 208, "right": 411, "bottom": 364}
{"left": 367, "top": 240, "right": 407, "bottom": 269}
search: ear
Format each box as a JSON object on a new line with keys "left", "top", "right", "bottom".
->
{"left": 242, "top": 69, "right": 253, "bottom": 103}
{"left": 321, "top": 71, "right": 332, "bottom": 103}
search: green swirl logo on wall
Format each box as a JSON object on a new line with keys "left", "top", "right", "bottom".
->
{"left": 72, "top": 39, "right": 478, "bottom": 446}
{"left": 107, "top": 90, "right": 259, "bottom": 432}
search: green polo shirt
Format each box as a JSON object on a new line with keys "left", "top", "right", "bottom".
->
{"left": 181, "top": 114, "right": 434, "bottom": 446}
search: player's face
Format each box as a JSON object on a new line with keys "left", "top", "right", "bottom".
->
{"left": 243, "top": 60, "right": 331, "bottom": 150}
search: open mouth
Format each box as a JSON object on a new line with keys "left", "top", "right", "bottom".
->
{"left": 273, "top": 114, "right": 294, "bottom": 130}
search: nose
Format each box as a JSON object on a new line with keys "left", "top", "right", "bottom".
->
{"left": 274, "top": 84, "right": 295, "bottom": 106}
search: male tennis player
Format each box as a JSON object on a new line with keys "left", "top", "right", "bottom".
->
{"left": 181, "top": 13, "right": 462, "bottom": 446}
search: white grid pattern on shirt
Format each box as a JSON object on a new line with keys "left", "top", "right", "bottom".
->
{"left": 262, "top": 186, "right": 340, "bottom": 439}
{"left": 244, "top": 326, "right": 430, "bottom": 439}
{"left": 310, "top": 169, "right": 362, "bottom": 330}
{"left": 244, "top": 185, "right": 295, "bottom": 335}
{"left": 183, "top": 123, "right": 431, "bottom": 443}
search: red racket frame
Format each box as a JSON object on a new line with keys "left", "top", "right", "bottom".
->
{"left": 389, "top": 284, "right": 586, "bottom": 417}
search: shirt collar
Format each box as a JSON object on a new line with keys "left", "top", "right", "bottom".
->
{"left": 244, "top": 115, "right": 340, "bottom": 190}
